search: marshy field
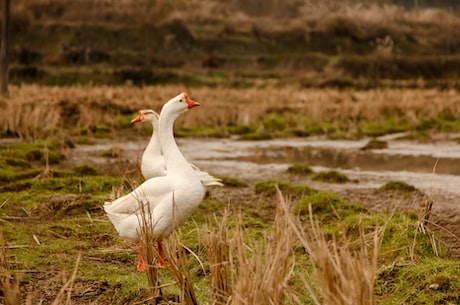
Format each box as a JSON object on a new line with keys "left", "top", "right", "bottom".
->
{"left": 2, "top": 0, "right": 460, "bottom": 304}
{"left": 1, "top": 85, "right": 460, "bottom": 304}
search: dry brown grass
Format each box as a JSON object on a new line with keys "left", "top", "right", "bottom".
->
{"left": 0, "top": 232, "right": 21, "bottom": 305}
{"left": 228, "top": 193, "right": 297, "bottom": 305}
{"left": 276, "top": 186, "right": 384, "bottom": 305}
{"left": 163, "top": 237, "right": 200, "bottom": 305}
{"left": 14, "top": 0, "right": 460, "bottom": 29}
{"left": 202, "top": 212, "right": 232, "bottom": 305}
{"left": 137, "top": 197, "right": 162, "bottom": 301}
{"left": 50, "top": 253, "right": 81, "bottom": 305}
{"left": 2, "top": 85, "right": 460, "bottom": 139}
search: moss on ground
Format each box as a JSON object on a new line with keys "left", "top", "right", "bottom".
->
{"left": 376, "top": 258, "right": 460, "bottom": 304}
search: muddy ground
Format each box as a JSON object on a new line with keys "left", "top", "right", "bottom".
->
{"left": 67, "top": 134, "right": 460, "bottom": 258}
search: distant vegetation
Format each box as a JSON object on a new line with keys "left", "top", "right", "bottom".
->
{"left": 2, "top": 85, "right": 460, "bottom": 140}
{"left": 7, "top": 0, "right": 460, "bottom": 88}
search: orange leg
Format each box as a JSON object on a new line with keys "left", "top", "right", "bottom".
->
{"left": 137, "top": 244, "right": 146, "bottom": 271}
{"left": 156, "top": 241, "right": 171, "bottom": 267}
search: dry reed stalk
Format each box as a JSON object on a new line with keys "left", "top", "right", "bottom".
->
{"left": 410, "top": 197, "right": 441, "bottom": 259}
{"left": 277, "top": 186, "right": 384, "bottom": 305}
{"left": 137, "top": 197, "right": 161, "bottom": 301}
{"left": 137, "top": 191, "right": 200, "bottom": 304}
{"left": 230, "top": 188, "right": 296, "bottom": 305}
{"left": 202, "top": 211, "right": 232, "bottom": 305}
{"left": 411, "top": 158, "right": 440, "bottom": 258}
{"left": 38, "top": 144, "right": 52, "bottom": 178}
{"left": 163, "top": 238, "right": 199, "bottom": 305}
{"left": 51, "top": 253, "right": 81, "bottom": 305}
{"left": 0, "top": 231, "right": 21, "bottom": 305}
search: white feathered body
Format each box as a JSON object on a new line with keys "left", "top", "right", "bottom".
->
{"left": 104, "top": 168, "right": 205, "bottom": 241}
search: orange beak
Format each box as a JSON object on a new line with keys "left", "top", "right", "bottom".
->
{"left": 184, "top": 92, "right": 200, "bottom": 109}
{"left": 131, "top": 112, "right": 143, "bottom": 124}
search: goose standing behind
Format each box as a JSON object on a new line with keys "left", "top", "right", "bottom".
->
{"left": 131, "top": 110, "right": 166, "bottom": 179}
{"left": 104, "top": 93, "right": 205, "bottom": 270}
{"left": 131, "top": 109, "right": 223, "bottom": 187}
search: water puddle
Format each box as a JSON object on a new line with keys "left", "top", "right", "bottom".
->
{"left": 70, "top": 136, "right": 460, "bottom": 198}
{"left": 241, "top": 142, "right": 460, "bottom": 175}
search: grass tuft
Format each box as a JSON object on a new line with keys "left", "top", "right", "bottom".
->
{"left": 279, "top": 190, "right": 384, "bottom": 305}
{"left": 287, "top": 162, "right": 314, "bottom": 175}
{"left": 312, "top": 169, "right": 350, "bottom": 183}
{"left": 295, "top": 191, "right": 366, "bottom": 222}
{"left": 379, "top": 180, "right": 418, "bottom": 193}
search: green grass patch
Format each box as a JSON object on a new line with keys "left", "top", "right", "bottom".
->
{"left": 312, "top": 169, "right": 350, "bottom": 183}
{"left": 238, "top": 131, "right": 273, "bottom": 140}
{"left": 262, "top": 113, "right": 286, "bottom": 132}
{"left": 218, "top": 176, "right": 248, "bottom": 187}
{"left": 72, "top": 164, "right": 100, "bottom": 176}
{"left": 416, "top": 115, "right": 460, "bottom": 132}
{"left": 197, "top": 199, "right": 226, "bottom": 216}
{"left": 255, "top": 179, "right": 316, "bottom": 197}
{"left": 287, "top": 162, "right": 314, "bottom": 175}
{"left": 376, "top": 258, "right": 460, "bottom": 304}
{"left": 176, "top": 126, "right": 225, "bottom": 138}
{"left": 304, "top": 120, "right": 338, "bottom": 136}
{"left": 379, "top": 180, "right": 418, "bottom": 193}
{"left": 0, "top": 141, "right": 63, "bottom": 166}
{"left": 294, "top": 191, "right": 366, "bottom": 222}
{"left": 228, "top": 124, "right": 257, "bottom": 135}
{"left": 358, "top": 116, "right": 412, "bottom": 137}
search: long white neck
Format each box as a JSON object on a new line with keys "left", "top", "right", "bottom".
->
{"left": 145, "top": 119, "right": 162, "bottom": 156}
{"left": 158, "top": 111, "right": 190, "bottom": 172}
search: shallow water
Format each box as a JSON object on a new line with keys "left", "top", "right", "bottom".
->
{"left": 71, "top": 136, "right": 460, "bottom": 199}
{"left": 181, "top": 137, "right": 460, "bottom": 198}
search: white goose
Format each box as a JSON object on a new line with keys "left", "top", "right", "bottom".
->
{"left": 131, "top": 109, "right": 223, "bottom": 187}
{"left": 104, "top": 93, "right": 206, "bottom": 270}
{"left": 131, "top": 110, "right": 167, "bottom": 179}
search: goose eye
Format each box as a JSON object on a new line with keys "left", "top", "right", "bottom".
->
{"left": 179, "top": 99, "right": 183, "bottom": 103}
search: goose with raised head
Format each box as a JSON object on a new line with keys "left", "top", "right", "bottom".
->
{"left": 104, "top": 92, "right": 205, "bottom": 270}
{"left": 131, "top": 109, "right": 223, "bottom": 187}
